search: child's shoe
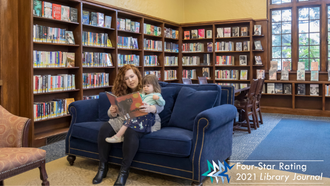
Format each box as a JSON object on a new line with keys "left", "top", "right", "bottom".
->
{"left": 105, "top": 135, "right": 124, "bottom": 143}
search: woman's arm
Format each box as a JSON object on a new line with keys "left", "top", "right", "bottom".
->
{"left": 140, "top": 104, "right": 164, "bottom": 114}
{"left": 108, "top": 105, "right": 119, "bottom": 118}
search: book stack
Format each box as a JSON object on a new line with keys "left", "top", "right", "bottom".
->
{"left": 145, "top": 71, "right": 161, "bottom": 80}
{"left": 82, "top": 52, "right": 113, "bottom": 67}
{"left": 82, "top": 11, "right": 112, "bottom": 28}
{"left": 182, "top": 43, "right": 204, "bottom": 52}
{"left": 82, "top": 32, "right": 112, "bottom": 47}
{"left": 82, "top": 73, "right": 109, "bottom": 88}
{"left": 117, "top": 54, "right": 140, "bottom": 67}
{"left": 182, "top": 69, "right": 197, "bottom": 79}
{"left": 83, "top": 95, "right": 99, "bottom": 100}
{"left": 215, "top": 70, "right": 239, "bottom": 80}
{"left": 144, "top": 23, "right": 162, "bottom": 36}
{"left": 182, "top": 56, "right": 201, "bottom": 66}
{"left": 164, "top": 70, "right": 177, "bottom": 80}
{"left": 144, "top": 55, "right": 158, "bottom": 66}
{"left": 144, "top": 39, "right": 162, "bottom": 51}
{"left": 165, "top": 42, "right": 179, "bottom": 52}
{"left": 164, "top": 27, "right": 179, "bottom": 39}
{"left": 117, "top": 36, "right": 138, "bottom": 49}
{"left": 33, "top": 74, "right": 76, "bottom": 93}
{"left": 34, "top": 98, "right": 75, "bottom": 121}
{"left": 33, "top": 0, "right": 78, "bottom": 23}
{"left": 164, "top": 56, "right": 178, "bottom": 66}
{"left": 33, "top": 25, "right": 75, "bottom": 44}
{"left": 215, "top": 56, "right": 234, "bottom": 66}
{"left": 33, "top": 51, "right": 75, "bottom": 68}
{"left": 117, "top": 18, "right": 140, "bottom": 33}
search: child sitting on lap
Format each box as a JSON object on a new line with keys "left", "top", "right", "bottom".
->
{"left": 106, "top": 74, "right": 165, "bottom": 143}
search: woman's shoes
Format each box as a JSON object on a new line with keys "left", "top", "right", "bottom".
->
{"left": 114, "top": 168, "right": 129, "bottom": 186}
{"left": 105, "top": 135, "right": 124, "bottom": 143}
{"left": 92, "top": 162, "right": 109, "bottom": 184}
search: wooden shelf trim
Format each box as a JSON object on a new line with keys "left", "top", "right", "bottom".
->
{"left": 34, "top": 89, "right": 80, "bottom": 95}
{"left": 34, "top": 114, "right": 71, "bottom": 123}
{"left": 33, "top": 42, "right": 79, "bottom": 47}
{"left": 118, "top": 48, "right": 141, "bottom": 51}
{"left": 118, "top": 29, "right": 141, "bottom": 34}
{"left": 83, "top": 86, "right": 113, "bottom": 90}
{"left": 33, "top": 16, "right": 79, "bottom": 25}
{"left": 35, "top": 127, "right": 69, "bottom": 140}
{"left": 83, "top": 45, "right": 115, "bottom": 49}
{"left": 0, "top": 80, "right": 2, "bottom": 86}
{"left": 33, "top": 67, "right": 80, "bottom": 69}
{"left": 83, "top": 66, "right": 115, "bottom": 68}
{"left": 83, "top": 24, "right": 115, "bottom": 30}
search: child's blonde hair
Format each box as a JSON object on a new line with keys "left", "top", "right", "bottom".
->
{"left": 143, "top": 75, "right": 161, "bottom": 93}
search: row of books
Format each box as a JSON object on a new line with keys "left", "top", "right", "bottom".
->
{"left": 117, "top": 36, "right": 138, "bottom": 49}
{"left": 82, "top": 73, "right": 109, "bottom": 88}
{"left": 183, "top": 29, "right": 212, "bottom": 40}
{"left": 325, "top": 85, "right": 330, "bottom": 96}
{"left": 118, "top": 54, "right": 140, "bottom": 67}
{"left": 144, "top": 39, "right": 162, "bottom": 51}
{"left": 33, "top": 0, "right": 77, "bottom": 23}
{"left": 33, "top": 74, "right": 76, "bottom": 93}
{"left": 215, "top": 70, "right": 248, "bottom": 80}
{"left": 145, "top": 71, "right": 161, "bottom": 80}
{"left": 82, "top": 11, "right": 112, "bottom": 28}
{"left": 216, "top": 55, "right": 248, "bottom": 66}
{"left": 143, "top": 23, "right": 162, "bottom": 36}
{"left": 33, "top": 98, "right": 75, "bottom": 121}
{"left": 215, "top": 41, "right": 250, "bottom": 51}
{"left": 33, "top": 25, "right": 75, "bottom": 44}
{"left": 164, "top": 27, "right": 179, "bottom": 39}
{"left": 164, "top": 70, "right": 177, "bottom": 80}
{"left": 217, "top": 27, "right": 248, "bottom": 38}
{"left": 117, "top": 18, "right": 140, "bottom": 33}
{"left": 33, "top": 51, "right": 75, "bottom": 68}
{"left": 164, "top": 56, "right": 178, "bottom": 66}
{"left": 182, "top": 69, "right": 197, "bottom": 79}
{"left": 82, "top": 52, "right": 113, "bottom": 67}
{"left": 182, "top": 54, "right": 211, "bottom": 66}
{"left": 182, "top": 43, "right": 204, "bottom": 52}
{"left": 144, "top": 55, "right": 158, "bottom": 66}
{"left": 83, "top": 95, "right": 99, "bottom": 100}
{"left": 266, "top": 83, "right": 319, "bottom": 96}
{"left": 82, "top": 32, "right": 112, "bottom": 47}
{"left": 218, "top": 83, "right": 249, "bottom": 90}
{"left": 164, "top": 42, "right": 179, "bottom": 53}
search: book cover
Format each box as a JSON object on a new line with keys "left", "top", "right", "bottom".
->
{"left": 239, "top": 55, "right": 247, "bottom": 66}
{"left": 224, "top": 27, "right": 231, "bottom": 37}
{"left": 257, "top": 69, "right": 265, "bottom": 79}
{"left": 310, "top": 84, "right": 319, "bottom": 96}
{"left": 33, "top": 0, "right": 42, "bottom": 17}
{"left": 254, "top": 40, "right": 263, "bottom": 50}
{"left": 43, "top": 2, "right": 52, "bottom": 19}
{"left": 328, "top": 71, "right": 330, "bottom": 81}
{"left": 105, "top": 16, "right": 112, "bottom": 28}
{"left": 91, "top": 12, "right": 98, "bottom": 26}
{"left": 275, "top": 83, "right": 283, "bottom": 94}
{"left": 126, "top": 19, "right": 131, "bottom": 31}
{"left": 254, "top": 25, "right": 261, "bottom": 35}
{"left": 184, "top": 31, "right": 190, "bottom": 40}
{"left": 269, "top": 69, "right": 277, "bottom": 80}
{"left": 217, "top": 28, "right": 223, "bottom": 38}
{"left": 52, "top": 3, "right": 61, "bottom": 20}
{"left": 65, "top": 31, "right": 75, "bottom": 44}
{"left": 207, "top": 42, "right": 213, "bottom": 52}
{"left": 270, "top": 61, "right": 278, "bottom": 70}
{"left": 82, "top": 10, "right": 90, "bottom": 25}
{"left": 206, "top": 30, "right": 212, "bottom": 38}
{"left": 70, "top": 8, "right": 78, "bottom": 22}
{"left": 281, "top": 70, "right": 289, "bottom": 80}
{"left": 61, "top": 5, "right": 70, "bottom": 22}
{"left": 240, "top": 70, "right": 248, "bottom": 80}
{"left": 311, "top": 70, "right": 319, "bottom": 81}
{"left": 255, "top": 56, "right": 262, "bottom": 65}
{"left": 241, "top": 27, "right": 248, "bottom": 36}
{"left": 243, "top": 41, "right": 250, "bottom": 51}
{"left": 106, "top": 91, "right": 147, "bottom": 119}
{"left": 191, "top": 30, "right": 198, "bottom": 39}
{"left": 135, "top": 22, "right": 140, "bottom": 33}
{"left": 298, "top": 61, "right": 305, "bottom": 70}
{"left": 97, "top": 12, "right": 105, "bottom": 27}
{"left": 66, "top": 53, "right": 75, "bottom": 67}
{"left": 198, "top": 29, "right": 205, "bottom": 38}
{"left": 297, "top": 84, "right": 306, "bottom": 95}
{"left": 282, "top": 61, "right": 290, "bottom": 71}
{"left": 283, "top": 84, "right": 292, "bottom": 94}
{"left": 65, "top": 98, "right": 75, "bottom": 113}
{"left": 267, "top": 83, "right": 275, "bottom": 94}
{"left": 232, "top": 26, "right": 239, "bottom": 37}
{"left": 297, "top": 70, "right": 305, "bottom": 81}
{"left": 311, "top": 61, "right": 318, "bottom": 71}
{"left": 236, "top": 42, "right": 242, "bottom": 51}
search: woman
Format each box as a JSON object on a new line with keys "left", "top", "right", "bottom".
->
{"left": 93, "top": 65, "right": 163, "bottom": 186}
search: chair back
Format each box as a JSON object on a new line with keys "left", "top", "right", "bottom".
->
{"left": 182, "top": 78, "right": 192, "bottom": 84}
{"left": 246, "top": 79, "right": 258, "bottom": 104}
{"left": 198, "top": 76, "right": 208, "bottom": 84}
{"left": 256, "top": 78, "right": 264, "bottom": 102}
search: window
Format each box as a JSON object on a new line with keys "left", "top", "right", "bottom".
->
{"left": 272, "top": 0, "right": 291, "bottom": 4}
{"left": 328, "top": 6, "right": 330, "bottom": 70}
{"left": 298, "top": 7, "right": 320, "bottom": 70}
{"left": 271, "top": 9, "right": 292, "bottom": 70}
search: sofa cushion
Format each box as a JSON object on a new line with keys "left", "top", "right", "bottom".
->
{"left": 99, "top": 92, "right": 111, "bottom": 121}
{"left": 159, "top": 87, "right": 181, "bottom": 127}
{"left": 168, "top": 86, "right": 219, "bottom": 131}
{"left": 139, "top": 127, "right": 193, "bottom": 157}
{"left": 71, "top": 121, "right": 106, "bottom": 143}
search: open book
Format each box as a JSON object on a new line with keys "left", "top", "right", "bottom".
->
{"left": 106, "top": 91, "right": 147, "bottom": 119}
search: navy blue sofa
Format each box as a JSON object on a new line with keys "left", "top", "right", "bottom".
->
{"left": 65, "top": 82, "right": 236, "bottom": 184}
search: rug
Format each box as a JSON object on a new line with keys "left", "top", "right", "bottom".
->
{"left": 244, "top": 118, "right": 330, "bottom": 178}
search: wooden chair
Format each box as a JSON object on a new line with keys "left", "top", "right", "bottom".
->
{"left": 254, "top": 78, "right": 265, "bottom": 125}
{"left": 198, "top": 76, "right": 208, "bottom": 84}
{"left": 0, "top": 105, "right": 49, "bottom": 186}
{"left": 182, "top": 78, "right": 192, "bottom": 84}
{"left": 234, "top": 79, "right": 258, "bottom": 133}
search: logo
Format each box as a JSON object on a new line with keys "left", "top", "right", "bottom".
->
{"left": 202, "top": 160, "right": 235, "bottom": 184}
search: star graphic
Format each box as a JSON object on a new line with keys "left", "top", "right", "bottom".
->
{"left": 207, "top": 161, "right": 220, "bottom": 183}
{"left": 202, "top": 160, "right": 214, "bottom": 183}
{"left": 213, "top": 160, "right": 226, "bottom": 184}
{"left": 218, "top": 160, "right": 235, "bottom": 183}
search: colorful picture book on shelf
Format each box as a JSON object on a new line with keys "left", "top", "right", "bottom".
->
{"left": 254, "top": 40, "right": 263, "bottom": 50}
{"left": 311, "top": 71, "right": 319, "bottom": 81}
{"left": 206, "top": 30, "right": 212, "bottom": 38}
{"left": 297, "top": 62, "right": 305, "bottom": 81}
{"left": 236, "top": 42, "right": 242, "bottom": 51}
{"left": 224, "top": 27, "right": 231, "bottom": 37}
{"left": 267, "top": 83, "right": 275, "bottom": 94}
{"left": 254, "top": 25, "right": 261, "bottom": 35}
{"left": 255, "top": 56, "right": 262, "bottom": 65}
{"left": 191, "top": 30, "right": 198, "bottom": 39}
{"left": 232, "top": 27, "right": 239, "bottom": 37}
{"left": 311, "top": 61, "right": 318, "bottom": 71}
{"left": 241, "top": 27, "right": 248, "bottom": 36}
{"left": 269, "top": 69, "right": 277, "bottom": 80}
{"left": 257, "top": 69, "right": 265, "bottom": 79}
{"left": 184, "top": 31, "right": 190, "bottom": 40}
{"left": 217, "top": 28, "right": 224, "bottom": 38}
{"left": 282, "top": 61, "right": 291, "bottom": 71}
{"left": 198, "top": 29, "right": 205, "bottom": 39}
{"left": 240, "top": 70, "right": 248, "bottom": 80}
{"left": 65, "top": 31, "right": 75, "bottom": 44}
{"left": 310, "top": 84, "right": 319, "bottom": 96}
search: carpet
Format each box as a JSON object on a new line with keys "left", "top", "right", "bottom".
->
{"left": 244, "top": 118, "right": 330, "bottom": 178}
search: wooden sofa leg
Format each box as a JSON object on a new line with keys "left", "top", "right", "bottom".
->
{"left": 67, "top": 155, "right": 76, "bottom": 166}
{"left": 0, "top": 180, "right": 4, "bottom": 186}
{"left": 191, "top": 181, "right": 203, "bottom": 186}
{"left": 225, "top": 157, "right": 230, "bottom": 164}
{"left": 39, "top": 161, "right": 49, "bottom": 186}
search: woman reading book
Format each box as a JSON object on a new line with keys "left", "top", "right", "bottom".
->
{"left": 105, "top": 74, "right": 165, "bottom": 143}
{"left": 93, "top": 65, "right": 164, "bottom": 186}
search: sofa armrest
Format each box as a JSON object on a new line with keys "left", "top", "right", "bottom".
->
{"left": 191, "top": 104, "right": 237, "bottom": 181}
{"left": 69, "top": 99, "right": 99, "bottom": 124}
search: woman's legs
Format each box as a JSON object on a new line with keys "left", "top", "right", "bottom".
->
{"left": 93, "top": 122, "right": 116, "bottom": 184}
{"left": 114, "top": 128, "right": 144, "bottom": 186}
{"left": 105, "top": 125, "right": 127, "bottom": 143}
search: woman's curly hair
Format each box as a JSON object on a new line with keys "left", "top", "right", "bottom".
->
{"left": 112, "top": 64, "right": 142, "bottom": 96}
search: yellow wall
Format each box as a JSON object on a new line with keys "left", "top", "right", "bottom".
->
{"left": 93, "top": 0, "right": 267, "bottom": 23}
{"left": 184, "top": 0, "right": 267, "bottom": 23}
{"left": 92, "top": 0, "right": 185, "bottom": 23}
